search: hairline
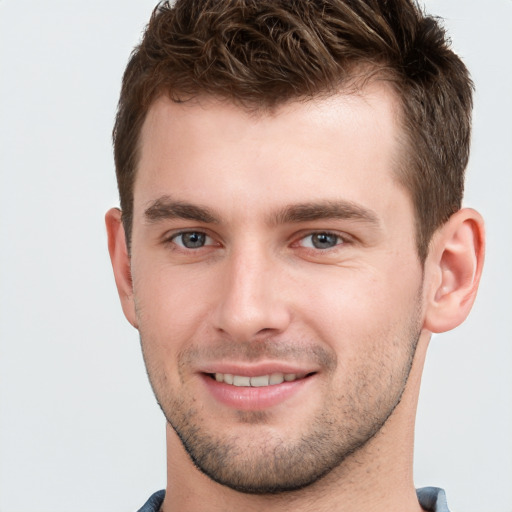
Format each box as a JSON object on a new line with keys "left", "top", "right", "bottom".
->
{"left": 123, "top": 73, "right": 430, "bottom": 263}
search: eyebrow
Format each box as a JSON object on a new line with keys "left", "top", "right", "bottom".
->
{"left": 270, "top": 200, "right": 380, "bottom": 227}
{"left": 144, "top": 196, "right": 219, "bottom": 224}
{"left": 144, "top": 196, "right": 380, "bottom": 228}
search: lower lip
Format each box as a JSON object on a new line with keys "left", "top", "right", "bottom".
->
{"left": 200, "top": 374, "right": 313, "bottom": 411}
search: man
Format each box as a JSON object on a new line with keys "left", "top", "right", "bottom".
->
{"left": 105, "top": 0, "right": 484, "bottom": 510}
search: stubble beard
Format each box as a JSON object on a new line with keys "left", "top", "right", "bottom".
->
{"left": 162, "top": 384, "right": 408, "bottom": 495}
{"left": 139, "top": 314, "right": 422, "bottom": 496}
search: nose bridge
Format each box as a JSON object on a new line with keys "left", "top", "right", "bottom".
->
{"left": 213, "top": 239, "right": 290, "bottom": 340}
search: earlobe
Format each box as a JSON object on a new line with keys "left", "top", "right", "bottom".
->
{"left": 423, "top": 208, "right": 485, "bottom": 334}
{"left": 105, "top": 208, "right": 138, "bottom": 329}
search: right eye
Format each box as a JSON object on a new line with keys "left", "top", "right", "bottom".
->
{"left": 171, "top": 231, "right": 213, "bottom": 249}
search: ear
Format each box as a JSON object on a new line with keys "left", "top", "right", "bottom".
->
{"left": 423, "top": 208, "right": 485, "bottom": 333}
{"left": 105, "top": 208, "right": 138, "bottom": 329}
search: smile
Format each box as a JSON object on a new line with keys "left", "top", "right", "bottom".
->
{"left": 201, "top": 370, "right": 316, "bottom": 410}
{"left": 212, "top": 372, "right": 306, "bottom": 387}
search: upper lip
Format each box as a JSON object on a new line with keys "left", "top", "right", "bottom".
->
{"left": 198, "top": 362, "right": 319, "bottom": 377}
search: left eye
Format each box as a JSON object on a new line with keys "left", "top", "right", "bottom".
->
{"left": 299, "top": 232, "right": 343, "bottom": 249}
{"left": 171, "top": 232, "right": 213, "bottom": 249}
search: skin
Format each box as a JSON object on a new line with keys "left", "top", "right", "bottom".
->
{"left": 106, "top": 82, "right": 484, "bottom": 512}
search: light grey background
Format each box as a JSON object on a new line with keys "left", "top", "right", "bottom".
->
{"left": 0, "top": 1, "right": 510, "bottom": 511}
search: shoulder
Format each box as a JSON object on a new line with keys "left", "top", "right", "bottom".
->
{"left": 137, "top": 490, "right": 165, "bottom": 512}
{"left": 417, "top": 487, "right": 450, "bottom": 512}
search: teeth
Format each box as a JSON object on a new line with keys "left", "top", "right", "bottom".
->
{"left": 214, "top": 372, "right": 303, "bottom": 387}
{"left": 269, "top": 373, "right": 284, "bottom": 385}
{"left": 233, "top": 375, "right": 251, "bottom": 387}
{"left": 250, "top": 375, "right": 270, "bottom": 387}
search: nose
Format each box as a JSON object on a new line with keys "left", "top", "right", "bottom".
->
{"left": 212, "top": 246, "right": 292, "bottom": 342}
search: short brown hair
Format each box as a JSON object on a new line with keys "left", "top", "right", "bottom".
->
{"left": 113, "top": 0, "right": 473, "bottom": 261}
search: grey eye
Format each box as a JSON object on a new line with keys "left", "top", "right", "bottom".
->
{"left": 174, "top": 232, "right": 207, "bottom": 249}
{"left": 301, "top": 232, "right": 341, "bottom": 249}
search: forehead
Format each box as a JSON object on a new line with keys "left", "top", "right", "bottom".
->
{"left": 135, "top": 83, "right": 406, "bottom": 221}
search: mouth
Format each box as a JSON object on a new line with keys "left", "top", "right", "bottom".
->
{"left": 200, "top": 369, "right": 317, "bottom": 410}
{"left": 208, "top": 372, "right": 313, "bottom": 387}
{"left": 199, "top": 364, "right": 318, "bottom": 410}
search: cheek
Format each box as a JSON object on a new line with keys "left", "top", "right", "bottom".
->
{"left": 133, "top": 263, "right": 217, "bottom": 350}
{"left": 134, "top": 267, "right": 218, "bottom": 395}
{"left": 298, "top": 263, "right": 423, "bottom": 351}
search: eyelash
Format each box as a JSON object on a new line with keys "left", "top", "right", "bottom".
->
{"left": 165, "top": 230, "right": 350, "bottom": 252}
{"left": 167, "top": 231, "right": 217, "bottom": 249}
{"left": 295, "top": 231, "right": 347, "bottom": 250}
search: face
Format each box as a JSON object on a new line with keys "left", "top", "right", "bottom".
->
{"left": 127, "top": 86, "right": 426, "bottom": 493}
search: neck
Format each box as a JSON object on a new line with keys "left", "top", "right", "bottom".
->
{"left": 162, "top": 334, "right": 430, "bottom": 512}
